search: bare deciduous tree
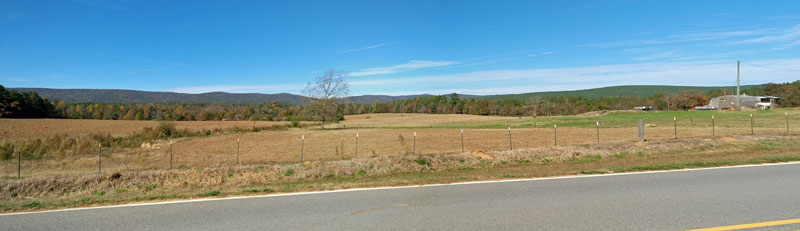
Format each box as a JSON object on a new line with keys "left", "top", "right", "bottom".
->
{"left": 303, "top": 69, "right": 350, "bottom": 129}
{"left": 528, "top": 95, "right": 543, "bottom": 118}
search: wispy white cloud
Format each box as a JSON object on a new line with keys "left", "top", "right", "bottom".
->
{"left": 773, "top": 40, "right": 800, "bottom": 50}
{"left": 349, "top": 58, "right": 800, "bottom": 95}
{"left": 540, "top": 51, "right": 556, "bottom": 55}
{"left": 169, "top": 58, "right": 800, "bottom": 95}
{"left": 338, "top": 41, "right": 399, "bottom": 53}
{"left": 583, "top": 27, "right": 780, "bottom": 48}
{"left": 438, "top": 58, "right": 514, "bottom": 70}
{"left": 47, "top": 74, "right": 70, "bottom": 79}
{"left": 3, "top": 77, "right": 34, "bottom": 83}
{"left": 350, "top": 60, "right": 456, "bottom": 76}
{"left": 730, "top": 24, "right": 800, "bottom": 44}
{"left": 631, "top": 50, "right": 684, "bottom": 61}
{"left": 171, "top": 83, "right": 306, "bottom": 94}
{"left": 460, "top": 49, "right": 534, "bottom": 62}
{"left": 432, "top": 49, "right": 534, "bottom": 69}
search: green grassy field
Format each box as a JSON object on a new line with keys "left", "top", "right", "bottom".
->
{"left": 485, "top": 85, "right": 757, "bottom": 100}
{"left": 390, "top": 108, "right": 800, "bottom": 129}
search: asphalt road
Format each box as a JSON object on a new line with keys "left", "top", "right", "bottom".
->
{"left": 3, "top": 163, "right": 800, "bottom": 231}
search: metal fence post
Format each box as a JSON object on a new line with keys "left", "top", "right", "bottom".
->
{"left": 98, "top": 143, "right": 102, "bottom": 175}
{"left": 554, "top": 124, "right": 557, "bottom": 147}
{"left": 17, "top": 147, "right": 21, "bottom": 180}
{"left": 596, "top": 121, "right": 600, "bottom": 144}
{"left": 673, "top": 117, "right": 677, "bottom": 139}
{"left": 507, "top": 125, "right": 513, "bottom": 151}
{"left": 460, "top": 129, "right": 464, "bottom": 153}
{"left": 236, "top": 137, "right": 240, "bottom": 165}
{"left": 300, "top": 135, "right": 305, "bottom": 162}
{"left": 750, "top": 114, "right": 754, "bottom": 135}
{"left": 354, "top": 132, "right": 359, "bottom": 159}
{"left": 169, "top": 140, "right": 173, "bottom": 170}
{"left": 413, "top": 132, "right": 416, "bottom": 155}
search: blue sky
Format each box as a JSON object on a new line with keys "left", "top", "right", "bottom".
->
{"left": 2, "top": 0, "right": 800, "bottom": 96}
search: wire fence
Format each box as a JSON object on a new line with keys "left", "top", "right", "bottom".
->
{"left": 1, "top": 113, "right": 797, "bottom": 179}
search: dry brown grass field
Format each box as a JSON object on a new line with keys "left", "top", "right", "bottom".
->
{"left": 0, "top": 119, "right": 291, "bottom": 141}
{"left": 0, "top": 125, "right": 790, "bottom": 178}
{"left": 1, "top": 109, "right": 797, "bottom": 179}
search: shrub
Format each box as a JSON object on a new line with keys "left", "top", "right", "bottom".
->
{"left": 0, "top": 141, "right": 14, "bottom": 160}
{"left": 157, "top": 122, "right": 177, "bottom": 138}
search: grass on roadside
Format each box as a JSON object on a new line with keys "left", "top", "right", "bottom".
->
{"left": 2, "top": 134, "right": 800, "bottom": 213}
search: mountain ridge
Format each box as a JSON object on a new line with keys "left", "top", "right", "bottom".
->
{"left": 10, "top": 85, "right": 754, "bottom": 104}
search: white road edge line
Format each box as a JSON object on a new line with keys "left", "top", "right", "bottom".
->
{"left": 2, "top": 161, "right": 799, "bottom": 217}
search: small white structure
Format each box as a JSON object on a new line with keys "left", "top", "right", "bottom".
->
{"left": 697, "top": 94, "right": 780, "bottom": 110}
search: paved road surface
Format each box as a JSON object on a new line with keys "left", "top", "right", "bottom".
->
{"left": 3, "top": 163, "right": 800, "bottom": 230}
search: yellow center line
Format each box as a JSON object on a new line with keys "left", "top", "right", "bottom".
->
{"left": 687, "top": 218, "right": 800, "bottom": 231}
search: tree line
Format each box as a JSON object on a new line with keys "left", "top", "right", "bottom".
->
{"left": 2, "top": 81, "right": 798, "bottom": 121}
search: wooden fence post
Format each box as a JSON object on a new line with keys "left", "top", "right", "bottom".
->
{"left": 787, "top": 112, "right": 790, "bottom": 133}
{"left": 413, "top": 132, "right": 416, "bottom": 155}
{"left": 712, "top": 115, "right": 715, "bottom": 137}
{"left": 460, "top": 129, "right": 464, "bottom": 153}
{"left": 638, "top": 120, "right": 644, "bottom": 142}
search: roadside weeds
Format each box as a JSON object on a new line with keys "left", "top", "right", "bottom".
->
{"left": 2, "top": 134, "right": 799, "bottom": 213}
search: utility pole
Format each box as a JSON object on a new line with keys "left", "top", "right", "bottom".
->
{"left": 737, "top": 60, "right": 741, "bottom": 96}
{"left": 736, "top": 60, "right": 741, "bottom": 110}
